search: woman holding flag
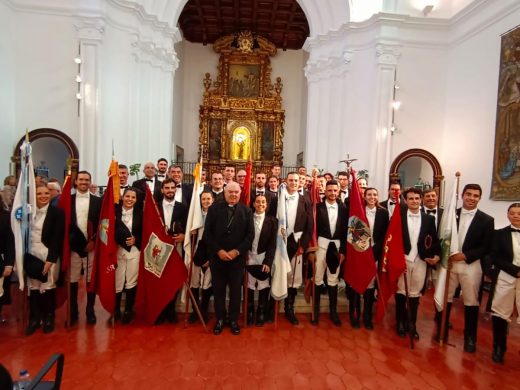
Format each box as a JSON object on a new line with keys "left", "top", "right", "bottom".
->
{"left": 25, "top": 184, "right": 65, "bottom": 335}
{"left": 114, "top": 187, "right": 142, "bottom": 324}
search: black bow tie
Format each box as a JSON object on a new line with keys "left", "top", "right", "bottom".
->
{"left": 509, "top": 226, "right": 520, "bottom": 233}
{"left": 341, "top": 190, "right": 347, "bottom": 194}
{"left": 145, "top": 179, "right": 153, "bottom": 182}
{"left": 121, "top": 185, "right": 128, "bottom": 189}
{"left": 158, "top": 174, "right": 165, "bottom": 178}
{"left": 256, "top": 191, "right": 264, "bottom": 196}
{"left": 389, "top": 201, "right": 396, "bottom": 206}
{"left": 176, "top": 184, "right": 181, "bottom": 188}
{"left": 426, "top": 209, "right": 436, "bottom": 215}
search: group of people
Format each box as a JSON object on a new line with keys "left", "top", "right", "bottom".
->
{"left": 0, "top": 159, "right": 519, "bottom": 366}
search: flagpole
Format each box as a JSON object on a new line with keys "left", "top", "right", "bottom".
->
{"left": 243, "top": 263, "right": 249, "bottom": 327}
{"left": 439, "top": 172, "right": 460, "bottom": 345}
{"left": 65, "top": 160, "right": 72, "bottom": 330}
{"left": 184, "top": 232, "right": 197, "bottom": 327}
{"left": 403, "top": 265, "right": 414, "bottom": 350}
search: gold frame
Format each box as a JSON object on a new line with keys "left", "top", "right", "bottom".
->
{"left": 198, "top": 31, "right": 285, "bottom": 173}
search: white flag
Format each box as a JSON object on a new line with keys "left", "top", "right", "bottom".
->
{"left": 434, "top": 178, "right": 460, "bottom": 311}
{"left": 10, "top": 141, "right": 36, "bottom": 291}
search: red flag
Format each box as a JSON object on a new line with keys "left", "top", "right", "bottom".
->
{"left": 344, "top": 170, "right": 377, "bottom": 294}
{"left": 375, "top": 198, "right": 406, "bottom": 322}
{"left": 240, "top": 160, "right": 252, "bottom": 206}
{"left": 89, "top": 163, "right": 118, "bottom": 314}
{"left": 308, "top": 173, "right": 321, "bottom": 251}
{"left": 55, "top": 175, "right": 72, "bottom": 308}
{"left": 135, "top": 188, "right": 188, "bottom": 324}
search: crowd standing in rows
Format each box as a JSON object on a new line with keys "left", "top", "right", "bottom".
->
{"left": 1, "top": 159, "right": 519, "bottom": 366}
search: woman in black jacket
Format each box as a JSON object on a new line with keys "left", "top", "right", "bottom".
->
{"left": 26, "top": 184, "right": 65, "bottom": 335}
{"left": 114, "top": 187, "right": 142, "bottom": 324}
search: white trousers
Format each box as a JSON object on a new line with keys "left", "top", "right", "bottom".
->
{"left": 189, "top": 265, "right": 212, "bottom": 290}
{"left": 448, "top": 260, "right": 482, "bottom": 306}
{"left": 397, "top": 260, "right": 427, "bottom": 298}
{"left": 491, "top": 271, "right": 520, "bottom": 324}
{"left": 314, "top": 246, "right": 340, "bottom": 287}
{"left": 287, "top": 255, "right": 303, "bottom": 288}
{"left": 70, "top": 251, "right": 95, "bottom": 283}
{"left": 115, "top": 246, "right": 140, "bottom": 292}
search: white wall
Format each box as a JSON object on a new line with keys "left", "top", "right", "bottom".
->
{"left": 0, "top": 1, "right": 15, "bottom": 179}
{"left": 178, "top": 41, "right": 307, "bottom": 165}
{"left": 442, "top": 6, "right": 520, "bottom": 227}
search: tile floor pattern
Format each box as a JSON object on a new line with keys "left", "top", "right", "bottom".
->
{"left": 1, "top": 289, "right": 519, "bottom": 389}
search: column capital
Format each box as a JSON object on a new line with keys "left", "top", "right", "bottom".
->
{"left": 131, "top": 35, "right": 179, "bottom": 72}
{"left": 74, "top": 17, "right": 105, "bottom": 42}
{"left": 304, "top": 52, "right": 352, "bottom": 83}
{"left": 375, "top": 43, "right": 401, "bottom": 66}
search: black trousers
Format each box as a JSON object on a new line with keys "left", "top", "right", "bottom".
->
{"left": 210, "top": 257, "right": 244, "bottom": 322}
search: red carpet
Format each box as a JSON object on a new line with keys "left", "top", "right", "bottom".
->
{"left": 1, "top": 287, "right": 519, "bottom": 389}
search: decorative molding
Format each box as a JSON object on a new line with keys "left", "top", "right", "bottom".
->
{"left": 74, "top": 17, "right": 105, "bottom": 41}
{"left": 375, "top": 43, "right": 401, "bottom": 66}
{"left": 304, "top": 55, "right": 351, "bottom": 83}
{"left": 131, "top": 34, "right": 179, "bottom": 72}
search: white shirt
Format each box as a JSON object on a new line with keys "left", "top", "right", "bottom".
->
{"left": 326, "top": 201, "right": 338, "bottom": 237}
{"left": 252, "top": 212, "right": 265, "bottom": 254}
{"left": 424, "top": 207, "right": 438, "bottom": 227}
{"left": 340, "top": 188, "right": 349, "bottom": 202}
{"left": 157, "top": 173, "right": 166, "bottom": 182}
{"left": 145, "top": 177, "right": 155, "bottom": 193}
{"left": 511, "top": 225, "right": 520, "bottom": 267}
{"left": 75, "top": 191, "right": 90, "bottom": 238}
{"left": 406, "top": 211, "right": 421, "bottom": 262}
{"left": 285, "top": 192, "right": 299, "bottom": 235}
{"left": 122, "top": 207, "right": 133, "bottom": 231}
{"left": 174, "top": 183, "right": 183, "bottom": 203}
{"left": 366, "top": 206, "right": 376, "bottom": 237}
{"left": 458, "top": 208, "right": 477, "bottom": 250}
{"left": 30, "top": 204, "right": 49, "bottom": 260}
{"left": 162, "top": 199, "right": 175, "bottom": 229}
{"left": 387, "top": 200, "right": 397, "bottom": 217}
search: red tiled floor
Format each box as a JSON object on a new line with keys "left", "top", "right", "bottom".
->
{"left": 1, "top": 287, "right": 520, "bottom": 389}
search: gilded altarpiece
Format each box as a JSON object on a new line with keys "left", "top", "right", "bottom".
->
{"left": 199, "top": 31, "right": 285, "bottom": 175}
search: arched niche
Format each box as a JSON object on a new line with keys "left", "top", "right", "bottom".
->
{"left": 12, "top": 128, "right": 79, "bottom": 179}
{"left": 389, "top": 148, "right": 444, "bottom": 195}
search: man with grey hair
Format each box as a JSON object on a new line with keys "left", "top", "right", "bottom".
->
{"left": 47, "top": 181, "right": 61, "bottom": 207}
{"left": 203, "top": 181, "right": 254, "bottom": 335}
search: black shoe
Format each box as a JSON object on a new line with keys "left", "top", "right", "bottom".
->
{"left": 86, "top": 311, "right": 97, "bottom": 325}
{"left": 255, "top": 307, "right": 265, "bottom": 327}
{"left": 329, "top": 311, "right": 341, "bottom": 327}
{"left": 464, "top": 337, "right": 476, "bottom": 353}
{"left": 42, "top": 316, "right": 55, "bottom": 334}
{"left": 363, "top": 317, "right": 373, "bottom": 330}
{"left": 25, "top": 320, "right": 40, "bottom": 336}
{"left": 397, "top": 322, "right": 406, "bottom": 338}
{"left": 230, "top": 321, "right": 240, "bottom": 335}
{"left": 411, "top": 328, "right": 420, "bottom": 340}
{"left": 350, "top": 315, "right": 360, "bottom": 329}
{"left": 492, "top": 345, "right": 505, "bottom": 364}
{"left": 213, "top": 320, "right": 224, "bottom": 335}
{"left": 285, "top": 310, "right": 299, "bottom": 325}
{"left": 69, "top": 314, "right": 79, "bottom": 326}
{"left": 121, "top": 311, "right": 134, "bottom": 325}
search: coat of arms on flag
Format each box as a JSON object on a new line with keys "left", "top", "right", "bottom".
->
{"left": 347, "top": 216, "right": 371, "bottom": 252}
{"left": 143, "top": 232, "right": 174, "bottom": 278}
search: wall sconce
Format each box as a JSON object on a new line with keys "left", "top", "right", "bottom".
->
{"left": 392, "top": 100, "right": 401, "bottom": 110}
{"left": 76, "top": 92, "right": 82, "bottom": 100}
{"left": 74, "top": 47, "right": 82, "bottom": 115}
{"left": 75, "top": 75, "right": 82, "bottom": 83}
{"left": 74, "top": 56, "right": 82, "bottom": 64}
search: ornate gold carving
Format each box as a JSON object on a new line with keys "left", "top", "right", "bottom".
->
{"left": 199, "top": 32, "right": 285, "bottom": 172}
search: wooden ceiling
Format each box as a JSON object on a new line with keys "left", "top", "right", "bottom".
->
{"left": 178, "top": 0, "right": 310, "bottom": 50}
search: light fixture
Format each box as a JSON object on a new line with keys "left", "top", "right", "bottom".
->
{"left": 74, "top": 57, "right": 82, "bottom": 64}
{"left": 75, "top": 75, "right": 82, "bottom": 83}
{"left": 76, "top": 92, "right": 82, "bottom": 100}
{"left": 390, "top": 124, "right": 397, "bottom": 134}
{"left": 392, "top": 100, "right": 401, "bottom": 110}
{"left": 394, "top": 82, "right": 400, "bottom": 90}
{"left": 422, "top": 4, "right": 434, "bottom": 16}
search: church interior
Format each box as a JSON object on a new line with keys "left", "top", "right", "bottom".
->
{"left": 1, "top": 0, "right": 520, "bottom": 388}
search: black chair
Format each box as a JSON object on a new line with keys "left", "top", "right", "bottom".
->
{"left": 16, "top": 353, "right": 64, "bottom": 390}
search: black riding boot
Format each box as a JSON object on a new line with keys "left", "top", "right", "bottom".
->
{"left": 434, "top": 302, "right": 452, "bottom": 342}
{"left": 122, "top": 287, "right": 137, "bottom": 324}
{"left": 42, "top": 289, "right": 56, "bottom": 334}
{"left": 328, "top": 285, "right": 341, "bottom": 327}
{"left": 395, "top": 293, "right": 407, "bottom": 337}
{"left": 247, "top": 289, "right": 255, "bottom": 326}
{"left": 284, "top": 287, "right": 299, "bottom": 325}
{"left": 69, "top": 282, "right": 79, "bottom": 325}
{"left": 114, "top": 292, "right": 123, "bottom": 322}
{"left": 363, "top": 288, "right": 375, "bottom": 330}
{"left": 409, "top": 297, "right": 420, "bottom": 340}
{"left": 86, "top": 292, "right": 97, "bottom": 325}
{"left": 200, "top": 288, "right": 212, "bottom": 322}
{"left": 256, "top": 288, "right": 269, "bottom": 326}
{"left": 188, "top": 288, "right": 200, "bottom": 324}
{"left": 492, "top": 315, "right": 508, "bottom": 364}
{"left": 464, "top": 305, "right": 479, "bottom": 353}
{"left": 25, "top": 292, "right": 41, "bottom": 336}
{"left": 311, "top": 285, "right": 322, "bottom": 326}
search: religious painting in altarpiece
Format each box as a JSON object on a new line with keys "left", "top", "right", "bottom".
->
{"left": 198, "top": 31, "right": 285, "bottom": 177}
{"left": 491, "top": 25, "right": 520, "bottom": 200}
